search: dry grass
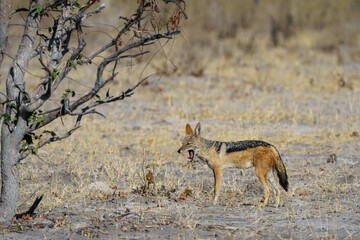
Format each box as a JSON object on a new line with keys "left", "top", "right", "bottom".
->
{"left": 1, "top": 0, "right": 360, "bottom": 239}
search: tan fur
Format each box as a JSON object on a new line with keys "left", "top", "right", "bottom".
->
{"left": 178, "top": 123, "right": 288, "bottom": 207}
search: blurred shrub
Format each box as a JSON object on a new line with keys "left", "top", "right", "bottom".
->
{"left": 182, "top": 0, "right": 360, "bottom": 46}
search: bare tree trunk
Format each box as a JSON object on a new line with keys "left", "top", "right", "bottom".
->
{"left": 0, "top": 0, "right": 13, "bottom": 223}
{"left": 0, "top": 125, "right": 21, "bottom": 222}
{"left": 0, "top": 0, "right": 12, "bottom": 73}
{"left": 0, "top": 0, "right": 43, "bottom": 222}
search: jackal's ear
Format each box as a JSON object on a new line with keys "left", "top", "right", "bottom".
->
{"left": 194, "top": 122, "right": 201, "bottom": 137}
{"left": 185, "top": 123, "right": 193, "bottom": 135}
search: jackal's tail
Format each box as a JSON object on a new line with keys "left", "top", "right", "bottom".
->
{"left": 271, "top": 146, "right": 289, "bottom": 191}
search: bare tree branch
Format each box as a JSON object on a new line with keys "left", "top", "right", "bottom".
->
{"left": 36, "top": 126, "right": 81, "bottom": 149}
{"left": 85, "top": 1, "right": 148, "bottom": 62}
{"left": 25, "top": 26, "right": 180, "bottom": 134}
{"left": 17, "top": 186, "right": 42, "bottom": 209}
{"left": 162, "top": 0, "right": 188, "bottom": 19}
{"left": 14, "top": 195, "right": 43, "bottom": 219}
{"left": 75, "top": 73, "right": 154, "bottom": 127}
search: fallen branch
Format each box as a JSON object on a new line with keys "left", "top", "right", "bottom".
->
{"left": 14, "top": 195, "right": 43, "bottom": 219}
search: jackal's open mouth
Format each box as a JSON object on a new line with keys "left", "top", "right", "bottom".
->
{"left": 188, "top": 150, "right": 194, "bottom": 161}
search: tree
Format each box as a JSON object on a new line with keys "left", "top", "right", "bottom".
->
{"left": 0, "top": 0, "right": 186, "bottom": 222}
{"left": 0, "top": 0, "right": 12, "bottom": 72}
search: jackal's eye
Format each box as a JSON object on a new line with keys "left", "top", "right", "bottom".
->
{"left": 186, "top": 143, "right": 190, "bottom": 146}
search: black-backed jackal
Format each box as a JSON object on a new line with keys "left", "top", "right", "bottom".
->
{"left": 178, "top": 122, "right": 289, "bottom": 207}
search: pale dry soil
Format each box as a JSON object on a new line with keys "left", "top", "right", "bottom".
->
{"left": 1, "top": 46, "right": 360, "bottom": 239}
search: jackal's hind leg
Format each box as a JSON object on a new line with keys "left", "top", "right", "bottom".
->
{"left": 268, "top": 169, "right": 280, "bottom": 207}
{"left": 257, "top": 168, "right": 271, "bottom": 207}
{"left": 212, "top": 167, "right": 223, "bottom": 204}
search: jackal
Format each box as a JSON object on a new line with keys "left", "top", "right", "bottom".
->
{"left": 178, "top": 122, "right": 289, "bottom": 207}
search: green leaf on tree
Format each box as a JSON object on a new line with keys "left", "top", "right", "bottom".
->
{"left": 52, "top": 72, "right": 58, "bottom": 79}
{"left": 1, "top": 113, "right": 11, "bottom": 122}
{"left": 30, "top": 146, "right": 38, "bottom": 155}
{"left": 10, "top": 103, "right": 17, "bottom": 110}
{"left": 21, "top": 143, "right": 29, "bottom": 150}
{"left": 43, "top": 130, "right": 57, "bottom": 137}
{"left": 37, "top": 115, "right": 46, "bottom": 122}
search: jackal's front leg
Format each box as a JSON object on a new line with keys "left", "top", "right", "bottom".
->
{"left": 212, "top": 167, "right": 223, "bottom": 204}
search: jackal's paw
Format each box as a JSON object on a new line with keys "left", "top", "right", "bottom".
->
{"left": 259, "top": 198, "right": 267, "bottom": 207}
